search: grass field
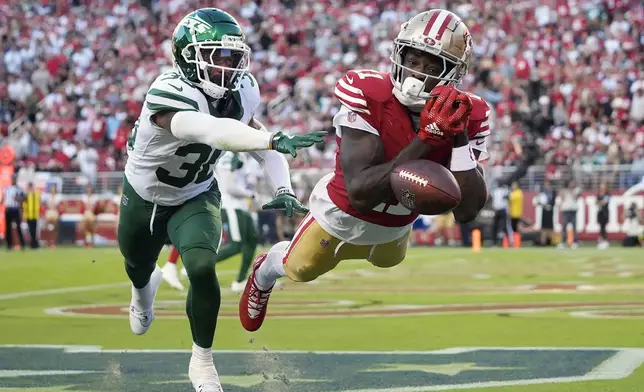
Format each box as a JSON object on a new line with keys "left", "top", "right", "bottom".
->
{"left": 0, "top": 246, "right": 643, "bottom": 392}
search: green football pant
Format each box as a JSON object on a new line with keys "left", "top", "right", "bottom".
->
{"left": 118, "top": 177, "right": 222, "bottom": 348}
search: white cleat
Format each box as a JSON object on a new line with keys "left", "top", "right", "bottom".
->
{"left": 189, "top": 357, "right": 223, "bottom": 392}
{"left": 162, "top": 262, "right": 184, "bottom": 291}
{"left": 129, "top": 265, "right": 163, "bottom": 335}
{"left": 230, "top": 280, "right": 246, "bottom": 293}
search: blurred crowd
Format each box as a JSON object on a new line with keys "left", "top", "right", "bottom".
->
{"left": 1, "top": 0, "right": 643, "bottom": 184}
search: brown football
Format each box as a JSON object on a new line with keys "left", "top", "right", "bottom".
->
{"left": 389, "top": 160, "right": 461, "bottom": 215}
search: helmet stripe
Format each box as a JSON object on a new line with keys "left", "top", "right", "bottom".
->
{"left": 422, "top": 11, "right": 440, "bottom": 35}
{"left": 426, "top": 11, "right": 449, "bottom": 39}
{"left": 435, "top": 12, "right": 454, "bottom": 40}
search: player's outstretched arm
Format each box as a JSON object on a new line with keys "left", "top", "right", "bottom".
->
{"left": 246, "top": 118, "right": 310, "bottom": 217}
{"left": 151, "top": 111, "right": 325, "bottom": 157}
{"left": 340, "top": 126, "right": 432, "bottom": 213}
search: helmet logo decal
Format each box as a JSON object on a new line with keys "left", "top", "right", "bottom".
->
{"left": 423, "top": 37, "right": 436, "bottom": 46}
{"left": 182, "top": 16, "right": 211, "bottom": 34}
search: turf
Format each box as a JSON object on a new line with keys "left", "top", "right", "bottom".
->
{"left": 0, "top": 246, "right": 642, "bottom": 391}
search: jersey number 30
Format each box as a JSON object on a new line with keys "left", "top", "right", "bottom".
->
{"left": 156, "top": 144, "right": 221, "bottom": 188}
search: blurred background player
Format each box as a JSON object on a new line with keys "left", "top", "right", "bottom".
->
{"left": 212, "top": 152, "right": 258, "bottom": 292}
{"left": 43, "top": 185, "right": 62, "bottom": 248}
{"left": 162, "top": 244, "right": 184, "bottom": 290}
{"left": 79, "top": 185, "right": 98, "bottom": 247}
{"left": 558, "top": 180, "right": 581, "bottom": 248}
{"left": 432, "top": 212, "right": 456, "bottom": 246}
{"left": 508, "top": 181, "right": 524, "bottom": 241}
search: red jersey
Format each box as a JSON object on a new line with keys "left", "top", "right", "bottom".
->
{"left": 328, "top": 69, "right": 491, "bottom": 228}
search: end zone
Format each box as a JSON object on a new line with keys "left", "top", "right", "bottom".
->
{"left": 0, "top": 345, "right": 642, "bottom": 391}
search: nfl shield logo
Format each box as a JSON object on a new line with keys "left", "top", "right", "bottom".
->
{"left": 320, "top": 239, "right": 330, "bottom": 248}
{"left": 347, "top": 112, "right": 357, "bottom": 123}
{"left": 400, "top": 189, "right": 416, "bottom": 210}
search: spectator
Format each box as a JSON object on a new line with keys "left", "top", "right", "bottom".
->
{"left": 0, "top": 0, "right": 641, "bottom": 175}
{"left": 558, "top": 180, "right": 581, "bottom": 249}
{"left": 630, "top": 81, "right": 644, "bottom": 124}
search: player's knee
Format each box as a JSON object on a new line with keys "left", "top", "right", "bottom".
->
{"left": 182, "top": 248, "right": 218, "bottom": 283}
{"left": 369, "top": 256, "right": 404, "bottom": 269}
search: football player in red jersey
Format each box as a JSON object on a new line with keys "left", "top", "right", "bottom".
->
{"left": 239, "top": 9, "right": 491, "bottom": 331}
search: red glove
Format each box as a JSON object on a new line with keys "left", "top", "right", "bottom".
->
{"left": 418, "top": 86, "right": 473, "bottom": 147}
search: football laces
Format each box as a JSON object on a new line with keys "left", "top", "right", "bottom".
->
{"left": 398, "top": 170, "right": 429, "bottom": 187}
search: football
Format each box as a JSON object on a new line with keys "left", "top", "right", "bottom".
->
{"left": 390, "top": 160, "right": 461, "bottom": 215}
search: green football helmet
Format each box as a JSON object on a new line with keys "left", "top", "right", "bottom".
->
{"left": 172, "top": 8, "right": 251, "bottom": 99}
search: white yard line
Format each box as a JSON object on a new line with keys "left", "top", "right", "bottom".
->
{"left": 0, "top": 282, "right": 130, "bottom": 301}
{"left": 0, "top": 269, "right": 237, "bottom": 301}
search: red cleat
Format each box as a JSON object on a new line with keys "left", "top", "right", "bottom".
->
{"left": 238, "top": 253, "right": 273, "bottom": 332}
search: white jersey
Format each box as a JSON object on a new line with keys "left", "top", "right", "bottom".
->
{"left": 125, "top": 69, "right": 261, "bottom": 206}
{"left": 216, "top": 151, "right": 253, "bottom": 211}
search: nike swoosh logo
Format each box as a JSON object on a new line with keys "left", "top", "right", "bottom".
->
{"left": 346, "top": 76, "right": 354, "bottom": 84}
{"left": 475, "top": 139, "right": 485, "bottom": 145}
{"left": 168, "top": 83, "right": 183, "bottom": 92}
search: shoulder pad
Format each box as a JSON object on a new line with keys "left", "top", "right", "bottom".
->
{"left": 465, "top": 92, "right": 491, "bottom": 122}
{"left": 238, "top": 72, "right": 261, "bottom": 117}
{"left": 465, "top": 92, "right": 491, "bottom": 138}
{"left": 146, "top": 70, "right": 207, "bottom": 113}
{"left": 334, "top": 70, "right": 393, "bottom": 114}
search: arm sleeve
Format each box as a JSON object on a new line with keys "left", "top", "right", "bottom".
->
{"left": 469, "top": 137, "right": 489, "bottom": 161}
{"left": 247, "top": 119, "right": 294, "bottom": 194}
{"left": 170, "top": 111, "right": 273, "bottom": 152}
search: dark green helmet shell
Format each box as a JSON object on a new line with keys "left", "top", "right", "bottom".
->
{"left": 172, "top": 8, "right": 250, "bottom": 99}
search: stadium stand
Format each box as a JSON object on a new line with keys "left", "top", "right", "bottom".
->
{"left": 1, "top": 0, "right": 642, "bottom": 176}
{"left": 0, "top": 0, "right": 642, "bottom": 243}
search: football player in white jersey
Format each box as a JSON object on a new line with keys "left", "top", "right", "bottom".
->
{"left": 118, "top": 8, "right": 324, "bottom": 392}
{"left": 213, "top": 152, "right": 259, "bottom": 292}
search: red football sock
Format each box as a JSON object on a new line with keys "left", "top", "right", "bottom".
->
{"left": 168, "top": 247, "right": 180, "bottom": 264}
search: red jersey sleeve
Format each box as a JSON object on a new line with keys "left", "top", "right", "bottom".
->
{"left": 333, "top": 70, "right": 390, "bottom": 131}
{"left": 466, "top": 93, "right": 491, "bottom": 139}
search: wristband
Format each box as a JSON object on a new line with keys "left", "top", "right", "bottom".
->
{"left": 449, "top": 144, "right": 477, "bottom": 172}
{"left": 275, "top": 186, "right": 295, "bottom": 197}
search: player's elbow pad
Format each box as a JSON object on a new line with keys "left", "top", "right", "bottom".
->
{"left": 170, "top": 111, "right": 272, "bottom": 152}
